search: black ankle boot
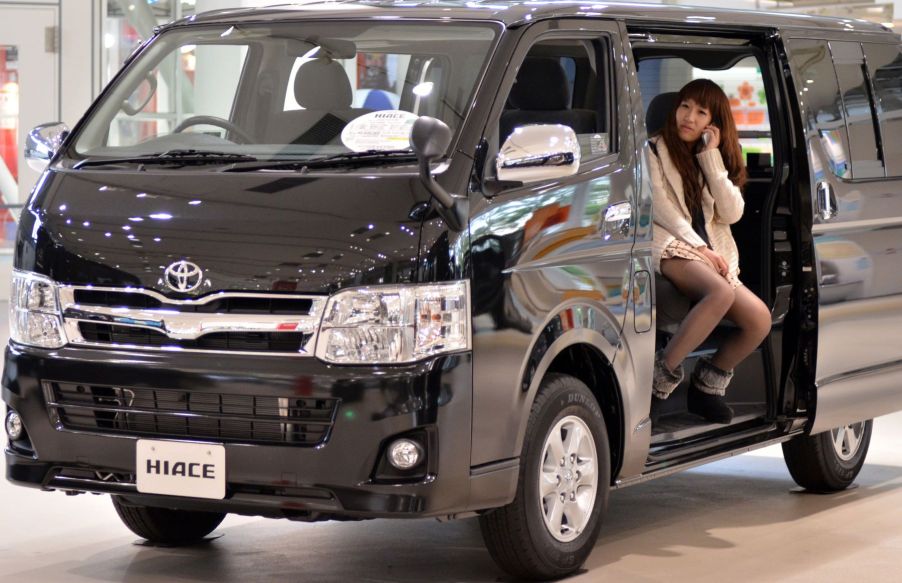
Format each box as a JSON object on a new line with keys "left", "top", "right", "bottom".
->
{"left": 687, "top": 385, "right": 734, "bottom": 424}
{"left": 687, "top": 358, "right": 734, "bottom": 424}
{"left": 650, "top": 395, "right": 668, "bottom": 424}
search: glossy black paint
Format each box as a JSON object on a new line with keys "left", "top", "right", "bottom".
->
{"left": 3, "top": 343, "right": 482, "bottom": 518}
{"left": 17, "top": 166, "right": 451, "bottom": 294}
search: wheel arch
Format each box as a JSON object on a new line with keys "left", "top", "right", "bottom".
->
{"left": 512, "top": 300, "right": 628, "bottom": 482}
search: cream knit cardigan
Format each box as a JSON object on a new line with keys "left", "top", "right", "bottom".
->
{"left": 648, "top": 136, "right": 745, "bottom": 282}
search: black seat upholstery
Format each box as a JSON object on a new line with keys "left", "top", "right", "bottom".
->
{"left": 264, "top": 58, "right": 369, "bottom": 145}
{"left": 499, "top": 57, "right": 597, "bottom": 142}
{"left": 645, "top": 91, "right": 678, "bottom": 137}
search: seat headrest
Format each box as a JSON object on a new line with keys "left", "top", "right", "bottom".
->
{"left": 509, "top": 57, "right": 570, "bottom": 111}
{"left": 645, "top": 92, "right": 678, "bottom": 137}
{"left": 294, "top": 59, "right": 353, "bottom": 109}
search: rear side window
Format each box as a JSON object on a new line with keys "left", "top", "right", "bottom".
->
{"left": 831, "top": 41, "right": 883, "bottom": 179}
{"left": 863, "top": 43, "right": 902, "bottom": 176}
{"left": 788, "top": 39, "right": 851, "bottom": 179}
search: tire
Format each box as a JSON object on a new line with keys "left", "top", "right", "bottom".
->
{"left": 112, "top": 496, "right": 226, "bottom": 545}
{"left": 479, "top": 373, "right": 611, "bottom": 581}
{"left": 781, "top": 419, "right": 873, "bottom": 492}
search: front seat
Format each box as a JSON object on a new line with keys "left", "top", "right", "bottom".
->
{"left": 499, "top": 57, "right": 598, "bottom": 143}
{"left": 265, "top": 58, "right": 370, "bottom": 145}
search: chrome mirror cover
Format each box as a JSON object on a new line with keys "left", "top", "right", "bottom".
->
{"left": 25, "top": 122, "right": 70, "bottom": 172}
{"left": 496, "top": 124, "right": 580, "bottom": 184}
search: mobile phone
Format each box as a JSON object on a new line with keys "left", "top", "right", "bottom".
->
{"left": 701, "top": 130, "right": 710, "bottom": 147}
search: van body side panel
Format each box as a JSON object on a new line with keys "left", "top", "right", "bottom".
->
{"left": 616, "top": 21, "right": 655, "bottom": 479}
{"left": 468, "top": 168, "right": 636, "bottom": 467}
{"left": 468, "top": 18, "right": 641, "bottom": 471}
{"left": 785, "top": 33, "right": 902, "bottom": 432}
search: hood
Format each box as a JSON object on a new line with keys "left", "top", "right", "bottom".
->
{"left": 19, "top": 168, "right": 437, "bottom": 295}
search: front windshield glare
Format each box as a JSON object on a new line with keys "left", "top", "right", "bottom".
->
{"left": 73, "top": 22, "right": 498, "bottom": 162}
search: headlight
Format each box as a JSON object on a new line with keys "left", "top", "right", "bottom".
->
{"left": 9, "top": 270, "right": 67, "bottom": 349}
{"left": 315, "top": 281, "right": 470, "bottom": 364}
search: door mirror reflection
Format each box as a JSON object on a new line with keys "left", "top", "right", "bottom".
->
{"left": 24, "top": 121, "right": 69, "bottom": 172}
{"left": 496, "top": 124, "right": 580, "bottom": 184}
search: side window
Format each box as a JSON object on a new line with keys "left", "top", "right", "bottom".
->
{"left": 863, "top": 43, "right": 902, "bottom": 176}
{"left": 497, "top": 37, "right": 614, "bottom": 161}
{"left": 788, "top": 39, "right": 851, "bottom": 179}
{"left": 831, "top": 41, "right": 883, "bottom": 179}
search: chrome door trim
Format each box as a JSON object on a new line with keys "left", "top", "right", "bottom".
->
{"left": 812, "top": 216, "right": 902, "bottom": 235}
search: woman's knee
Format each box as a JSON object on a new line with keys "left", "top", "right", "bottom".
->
{"left": 736, "top": 295, "right": 771, "bottom": 341}
{"left": 749, "top": 302, "right": 772, "bottom": 342}
{"left": 704, "top": 282, "right": 735, "bottom": 316}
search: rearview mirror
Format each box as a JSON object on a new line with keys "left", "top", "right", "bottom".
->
{"left": 122, "top": 73, "right": 158, "bottom": 116}
{"left": 24, "top": 122, "right": 70, "bottom": 172}
{"left": 496, "top": 124, "right": 580, "bottom": 184}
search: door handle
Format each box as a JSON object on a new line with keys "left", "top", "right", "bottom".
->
{"left": 602, "top": 201, "right": 633, "bottom": 240}
{"left": 816, "top": 181, "right": 838, "bottom": 221}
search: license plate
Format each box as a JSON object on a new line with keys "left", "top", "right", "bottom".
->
{"left": 136, "top": 439, "right": 225, "bottom": 500}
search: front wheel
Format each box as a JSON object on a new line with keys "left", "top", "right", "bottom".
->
{"left": 479, "top": 373, "right": 610, "bottom": 580}
{"left": 782, "top": 419, "right": 873, "bottom": 492}
{"left": 112, "top": 496, "right": 226, "bottom": 545}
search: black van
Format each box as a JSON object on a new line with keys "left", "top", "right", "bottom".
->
{"left": 5, "top": 2, "right": 902, "bottom": 579}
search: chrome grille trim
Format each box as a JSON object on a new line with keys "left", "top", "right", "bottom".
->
{"left": 59, "top": 286, "right": 326, "bottom": 356}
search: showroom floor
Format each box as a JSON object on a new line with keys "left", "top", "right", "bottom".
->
{"left": 2, "top": 305, "right": 901, "bottom": 582}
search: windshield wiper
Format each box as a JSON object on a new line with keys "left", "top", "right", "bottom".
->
{"left": 73, "top": 149, "right": 258, "bottom": 169}
{"left": 223, "top": 149, "right": 417, "bottom": 173}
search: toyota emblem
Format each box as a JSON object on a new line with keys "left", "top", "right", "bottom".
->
{"left": 164, "top": 260, "right": 204, "bottom": 293}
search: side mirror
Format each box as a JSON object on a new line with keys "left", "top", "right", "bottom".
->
{"left": 496, "top": 124, "right": 580, "bottom": 184}
{"left": 25, "top": 122, "right": 70, "bottom": 172}
{"left": 410, "top": 116, "right": 452, "bottom": 164}
{"left": 410, "top": 116, "right": 466, "bottom": 231}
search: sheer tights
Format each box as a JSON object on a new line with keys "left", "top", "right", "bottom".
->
{"left": 660, "top": 258, "right": 771, "bottom": 374}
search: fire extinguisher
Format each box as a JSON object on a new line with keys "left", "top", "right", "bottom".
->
{"left": 0, "top": 80, "right": 17, "bottom": 184}
{"left": 0, "top": 79, "right": 19, "bottom": 224}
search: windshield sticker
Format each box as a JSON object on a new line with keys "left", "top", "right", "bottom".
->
{"left": 341, "top": 110, "right": 419, "bottom": 152}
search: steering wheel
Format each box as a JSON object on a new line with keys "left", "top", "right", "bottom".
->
{"left": 172, "top": 115, "right": 254, "bottom": 144}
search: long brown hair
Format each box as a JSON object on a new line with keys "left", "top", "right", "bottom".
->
{"left": 659, "top": 79, "right": 747, "bottom": 218}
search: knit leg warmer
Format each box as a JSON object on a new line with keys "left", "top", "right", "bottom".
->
{"left": 653, "top": 349, "right": 684, "bottom": 399}
{"left": 691, "top": 357, "right": 734, "bottom": 396}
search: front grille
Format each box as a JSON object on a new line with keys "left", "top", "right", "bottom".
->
{"left": 59, "top": 286, "right": 325, "bottom": 356}
{"left": 73, "top": 290, "right": 314, "bottom": 314}
{"left": 43, "top": 381, "right": 339, "bottom": 446}
{"left": 79, "top": 323, "right": 311, "bottom": 353}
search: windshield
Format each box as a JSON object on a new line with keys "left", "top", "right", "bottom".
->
{"left": 71, "top": 21, "right": 499, "bottom": 164}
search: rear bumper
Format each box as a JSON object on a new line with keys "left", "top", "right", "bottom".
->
{"left": 3, "top": 343, "right": 517, "bottom": 519}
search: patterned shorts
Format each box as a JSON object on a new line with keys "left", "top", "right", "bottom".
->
{"left": 661, "top": 239, "right": 742, "bottom": 289}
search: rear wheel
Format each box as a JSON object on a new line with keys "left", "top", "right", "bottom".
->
{"left": 479, "top": 373, "right": 610, "bottom": 580}
{"left": 112, "top": 496, "right": 226, "bottom": 545}
{"left": 782, "top": 420, "right": 873, "bottom": 492}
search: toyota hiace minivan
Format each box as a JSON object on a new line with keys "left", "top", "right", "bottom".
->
{"left": 5, "top": 2, "right": 902, "bottom": 579}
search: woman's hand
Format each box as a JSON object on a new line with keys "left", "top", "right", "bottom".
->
{"left": 702, "top": 125, "right": 721, "bottom": 151}
{"left": 698, "top": 245, "right": 729, "bottom": 277}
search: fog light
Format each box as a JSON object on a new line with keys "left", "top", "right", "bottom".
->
{"left": 5, "top": 411, "right": 23, "bottom": 441}
{"left": 388, "top": 439, "right": 423, "bottom": 470}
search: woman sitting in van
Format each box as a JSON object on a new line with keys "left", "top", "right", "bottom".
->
{"left": 650, "top": 79, "right": 771, "bottom": 424}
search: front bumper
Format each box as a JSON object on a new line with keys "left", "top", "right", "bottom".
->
{"left": 2, "top": 343, "right": 513, "bottom": 520}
